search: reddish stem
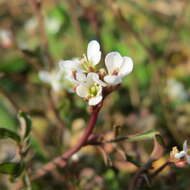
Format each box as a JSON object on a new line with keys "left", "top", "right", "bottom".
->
{"left": 31, "top": 104, "right": 102, "bottom": 180}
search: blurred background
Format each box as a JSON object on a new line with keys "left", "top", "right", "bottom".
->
{"left": 0, "top": 0, "right": 190, "bottom": 189}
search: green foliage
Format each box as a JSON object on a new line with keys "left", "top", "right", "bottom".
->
{"left": 0, "top": 162, "right": 25, "bottom": 177}
{"left": 127, "top": 130, "right": 160, "bottom": 142}
{"left": 0, "top": 56, "right": 28, "bottom": 74}
{"left": 18, "top": 111, "right": 32, "bottom": 138}
{"left": 0, "top": 128, "right": 20, "bottom": 143}
{"left": 0, "top": 111, "right": 32, "bottom": 186}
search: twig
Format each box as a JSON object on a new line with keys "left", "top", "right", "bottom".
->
{"left": 128, "top": 159, "right": 154, "bottom": 190}
{"left": 151, "top": 161, "right": 171, "bottom": 178}
{"left": 86, "top": 135, "right": 129, "bottom": 145}
{"left": 31, "top": 103, "right": 102, "bottom": 180}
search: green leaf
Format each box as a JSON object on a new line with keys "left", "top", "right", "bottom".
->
{"left": 155, "top": 134, "right": 166, "bottom": 148}
{"left": 18, "top": 111, "right": 32, "bottom": 138}
{"left": 0, "top": 128, "right": 20, "bottom": 143}
{"left": 127, "top": 130, "right": 160, "bottom": 142}
{"left": 105, "top": 130, "right": 160, "bottom": 144}
{"left": 0, "top": 162, "right": 25, "bottom": 177}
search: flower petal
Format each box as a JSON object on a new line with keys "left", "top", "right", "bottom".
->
{"left": 52, "top": 81, "right": 62, "bottom": 92}
{"left": 104, "top": 75, "right": 122, "bottom": 85}
{"left": 76, "top": 72, "right": 87, "bottom": 83}
{"left": 105, "top": 52, "right": 123, "bottom": 74}
{"left": 59, "top": 60, "right": 80, "bottom": 71}
{"left": 88, "top": 96, "right": 102, "bottom": 106}
{"left": 183, "top": 140, "right": 188, "bottom": 153}
{"left": 76, "top": 85, "right": 89, "bottom": 98}
{"left": 119, "top": 56, "right": 133, "bottom": 77}
{"left": 86, "top": 72, "right": 96, "bottom": 86}
{"left": 174, "top": 151, "right": 186, "bottom": 159}
{"left": 87, "top": 40, "right": 101, "bottom": 65}
{"left": 87, "top": 72, "right": 107, "bottom": 87}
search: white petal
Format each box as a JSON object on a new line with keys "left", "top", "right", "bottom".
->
{"left": 59, "top": 60, "right": 80, "bottom": 71}
{"left": 88, "top": 72, "right": 107, "bottom": 87}
{"left": 105, "top": 52, "right": 123, "bottom": 74}
{"left": 52, "top": 81, "right": 61, "bottom": 92}
{"left": 104, "top": 75, "right": 122, "bottom": 85}
{"left": 87, "top": 72, "right": 98, "bottom": 79}
{"left": 76, "top": 72, "right": 87, "bottom": 82}
{"left": 89, "top": 51, "right": 101, "bottom": 66}
{"left": 76, "top": 85, "right": 89, "bottom": 98}
{"left": 86, "top": 72, "right": 97, "bottom": 86}
{"left": 39, "top": 71, "right": 51, "bottom": 82}
{"left": 119, "top": 56, "right": 133, "bottom": 77}
{"left": 88, "top": 96, "right": 102, "bottom": 106}
{"left": 174, "top": 151, "right": 186, "bottom": 159}
{"left": 87, "top": 40, "right": 101, "bottom": 65}
{"left": 183, "top": 140, "right": 188, "bottom": 153}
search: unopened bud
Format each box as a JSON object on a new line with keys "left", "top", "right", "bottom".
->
{"left": 98, "top": 68, "right": 106, "bottom": 79}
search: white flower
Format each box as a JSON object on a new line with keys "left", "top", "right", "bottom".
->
{"left": 80, "top": 40, "right": 101, "bottom": 72}
{"left": 59, "top": 59, "right": 81, "bottom": 83}
{"left": 59, "top": 40, "right": 101, "bottom": 74}
{"left": 59, "top": 40, "right": 102, "bottom": 82}
{"left": 175, "top": 141, "right": 190, "bottom": 164}
{"left": 171, "top": 140, "right": 190, "bottom": 165}
{"left": 39, "top": 70, "right": 65, "bottom": 92}
{"left": 104, "top": 52, "right": 133, "bottom": 85}
{"left": 76, "top": 72, "right": 106, "bottom": 106}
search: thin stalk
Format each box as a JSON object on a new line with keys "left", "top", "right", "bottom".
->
{"left": 31, "top": 103, "right": 102, "bottom": 180}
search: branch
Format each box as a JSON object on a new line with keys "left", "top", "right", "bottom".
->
{"left": 31, "top": 103, "right": 102, "bottom": 180}
{"left": 85, "top": 135, "right": 129, "bottom": 145}
{"left": 128, "top": 159, "right": 154, "bottom": 190}
{"left": 151, "top": 161, "right": 171, "bottom": 178}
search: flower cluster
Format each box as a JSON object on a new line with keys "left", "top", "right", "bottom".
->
{"left": 170, "top": 140, "right": 190, "bottom": 167}
{"left": 39, "top": 40, "right": 133, "bottom": 106}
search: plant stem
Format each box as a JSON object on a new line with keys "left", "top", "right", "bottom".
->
{"left": 151, "top": 161, "right": 171, "bottom": 178}
{"left": 31, "top": 103, "right": 102, "bottom": 180}
{"left": 128, "top": 159, "right": 154, "bottom": 190}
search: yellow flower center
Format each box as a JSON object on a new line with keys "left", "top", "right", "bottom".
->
{"left": 80, "top": 55, "right": 95, "bottom": 72}
{"left": 88, "top": 84, "right": 99, "bottom": 97}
